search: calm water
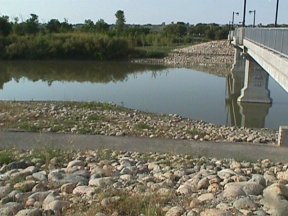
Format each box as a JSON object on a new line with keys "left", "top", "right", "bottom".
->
{"left": 0, "top": 61, "right": 287, "bottom": 129}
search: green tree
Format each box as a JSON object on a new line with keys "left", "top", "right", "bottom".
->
{"left": 115, "top": 10, "right": 126, "bottom": 34}
{"left": 82, "top": 19, "right": 95, "bottom": 32}
{"left": 59, "top": 19, "right": 73, "bottom": 32}
{"left": 215, "top": 25, "right": 229, "bottom": 40}
{"left": 12, "top": 17, "right": 26, "bottom": 35}
{"left": 163, "top": 23, "right": 187, "bottom": 37}
{"left": 46, "top": 19, "right": 61, "bottom": 33}
{"left": 25, "top": 14, "right": 39, "bottom": 34}
{"left": 95, "top": 19, "right": 109, "bottom": 33}
{"left": 0, "top": 16, "right": 12, "bottom": 36}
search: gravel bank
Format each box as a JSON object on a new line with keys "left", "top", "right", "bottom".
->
{"left": 0, "top": 101, "right": 277, "bottom": 145}
{"left": 0, "top": 149, "right": 288, "bottom": 215}
{"left": 133, "top": 40, "right": 234, "bottom": 77}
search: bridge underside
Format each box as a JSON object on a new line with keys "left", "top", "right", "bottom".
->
{"left": 243, "top": 39, "right": 288, "bottom": 93}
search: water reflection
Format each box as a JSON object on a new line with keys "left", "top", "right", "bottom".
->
{"left": 0, "top": 61, "right": 167, "bottom": 89}
{"left": 226, "top": 48, "right": 272, "bottom": 128}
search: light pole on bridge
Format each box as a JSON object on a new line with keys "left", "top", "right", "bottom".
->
{"left": 249, "top": 10, "right": 256, "bottom": 27}
{"left": 242, "top": 0, "right": 247, "bottom": 27}
{"left": 232, "top": 11, "right": 239, "bottom": 27}
{"left": 275, "top": 0, "right": 280, "bottom": 27}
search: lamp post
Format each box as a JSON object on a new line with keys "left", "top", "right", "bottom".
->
{"left": 275, "top": 0, "right": 280, "bottom": 27}
{"left": 242, "top": 0, "right": 247, "bottom": 27}
{"left": 232, "top": 11, "right": 239, "bottom": 27}
{"left": 249, "top": 10, "right": 256, "bottom": 27}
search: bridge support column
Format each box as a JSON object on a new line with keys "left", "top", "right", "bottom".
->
{"left": 278, "top": 126, "right": 288, "bottom": 146}
{"left": 230, "top": 48, "right": 245, "bottom": 95}
{"left": 238, "top": 57, "right": 272, "bottom": 103}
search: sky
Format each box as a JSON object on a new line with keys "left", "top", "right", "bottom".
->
{"left": 0, "top": 0, "right": 287, "bottom": 25}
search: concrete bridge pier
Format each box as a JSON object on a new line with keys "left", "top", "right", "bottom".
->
{"left": 238, "top": 57, "right": 272, "bottom": 103}
{"left": 230, "top": 48, "right": 245, "bottom": 95}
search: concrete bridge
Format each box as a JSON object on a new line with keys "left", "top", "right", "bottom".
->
{"left": 228, "top": 27, "right": 288, "bottom": 146}
{"left": 230, "top": 27, "right": 288, "bottom": 100}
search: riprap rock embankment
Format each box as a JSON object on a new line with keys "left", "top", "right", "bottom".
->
{"left": 0, "top": 149, "right": 287, "bottom": 215}
{"left": 134, "top": 40, "right": 234, "bottom": 77}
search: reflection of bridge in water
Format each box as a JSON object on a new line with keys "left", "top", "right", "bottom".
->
{"left": 228, "top": 28, "right": 288, "bottom": 145}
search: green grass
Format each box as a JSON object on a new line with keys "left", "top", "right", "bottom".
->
{"left": 72, "top": 189, "right": 172, "bottom": 216}
{"left": 75, "top": 101, "right": 125, "bottom": 112}
{"left": 96, "top": 149, "right": 117, "bottom": 161}
{"left": 135, "top": 45, "right": 176, "bottom": 59}
{"left": 18, "top": 122, "right": 41, "bottom": 132}
{"left": 0, "top": 150, "right": 16, "bottom": 165}
{"left": 134, "top": 122, "right": 153, "bottom": 131}
{"left": 26, "top": 148, "right": 73, "bottom": 169}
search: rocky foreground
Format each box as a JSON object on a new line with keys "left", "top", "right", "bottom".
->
{"left": 133, "top": 40, "right": 234, "bottom": 77}
{"left": 1, "top": 149, "right": 288, "bottom": 216}
{"left": 0, "top": 101, "right": 277, "bottom": 145}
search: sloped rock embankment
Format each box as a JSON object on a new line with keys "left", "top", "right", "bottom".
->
{"left": 0, "top": 150, "right": 288, "bottom": 215}
{"left": 133, "top": 40, "right": 234, "bottom": 77}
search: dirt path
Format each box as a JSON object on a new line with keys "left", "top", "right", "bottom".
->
{"left": 1, "top": 131, "right": 287, "bottom": 162}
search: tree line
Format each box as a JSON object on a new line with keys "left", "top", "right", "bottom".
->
{"left": 0, "top": 11, "right": 230, "bottom": 60}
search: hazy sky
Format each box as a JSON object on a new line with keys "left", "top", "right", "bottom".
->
{"left": 1, "top": 0, "right": 287, "bottom": 25}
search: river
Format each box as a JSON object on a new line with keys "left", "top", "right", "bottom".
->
{"left": 0, "top": 60, "right": 287, "bottom": 129}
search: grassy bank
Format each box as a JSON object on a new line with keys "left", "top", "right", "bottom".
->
{"left": 0, "top": 33, "right": 190, "bottom": 60}
{"left": 0, "top": 33, "right": 130, "bottom": 60}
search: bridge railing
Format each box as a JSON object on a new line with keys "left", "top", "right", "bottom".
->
{"left": 244, "top": 28, "right": 288, "bottom": 58}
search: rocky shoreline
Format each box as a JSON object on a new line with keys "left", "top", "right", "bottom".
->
{"left": 0, "top": 100, "right": 284, "bottom": 216}
{"left": 0, "top": 101, "right": 277, "bottom": 145}
{"left": 1, "top": 149, "right": 288, "bottom": 216}
{"left": 133, "top": 40, "right": 234, "bottom": 77}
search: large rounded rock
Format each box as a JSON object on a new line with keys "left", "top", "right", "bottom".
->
{"left": 89, "top": 177, "right": 113, "bottom": 187}
{"left": 42, "top": 192, "right": 60, "bottom": 209}
{"left": 0, "top": 185, "right": 12, "bottom": 199}
{"left": 0, "top": 202, "right": 23, "bottom": 216}
{"left": 43, "top": 200, "right": 70, "bottom": 214}
{"left": 5, "top": 161, "right": 30, "bottom": 171}
{"left": 28, "top": 191, "right": 51, "bottom": 204}
{"left": 197, "top": 193, "right": 215, "bottom": 202}
{"left": 249, "top": 174, "right": 266, "bottom": 187}
{"left": 165, "top": 206, "right": 184, "bottom": 216}
{"left": 200, "top": 208, "right": 232, "bottom": 216}
{"left": 262, "top": 183, "right": 288, "bottom": 215}
{"left": 32, "top": 171, "right": 47, "bottom": 182}
{"left": 233, "top": 197, "right": 257, "bottom": 210}
{"left": 277, "top": 171, "right": 288, "bottom": 181}
{"left": 223, "top": 182, "right": 264, "bottom": 199}
{"left": 15, "top": 208, "right": 42, "bottom": 216}
{"left": 67, "top": 160, "right": 85, "bottom": 169}
{"left": 217, "top": 169, "right": 237, "bottom": 180}
{"left": 176, "top": 184, "right": 197, "bottom": 195}
{"left": 72, "top": 186, "right": 95, "bottom": 197}
{"left": 190, "top": 198, "right": 201, "bottom": 209}
{"left": 48, "top": 169, "right": 88, "bottom": 187}
{"left": 197, "top": 177, "right": 209, "bottom": 190}
{"left": 61, "top": 183, "right": 77, "bottom": 194}
{"left": 14, "top": 180, "right": 37, "bottom": 192}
